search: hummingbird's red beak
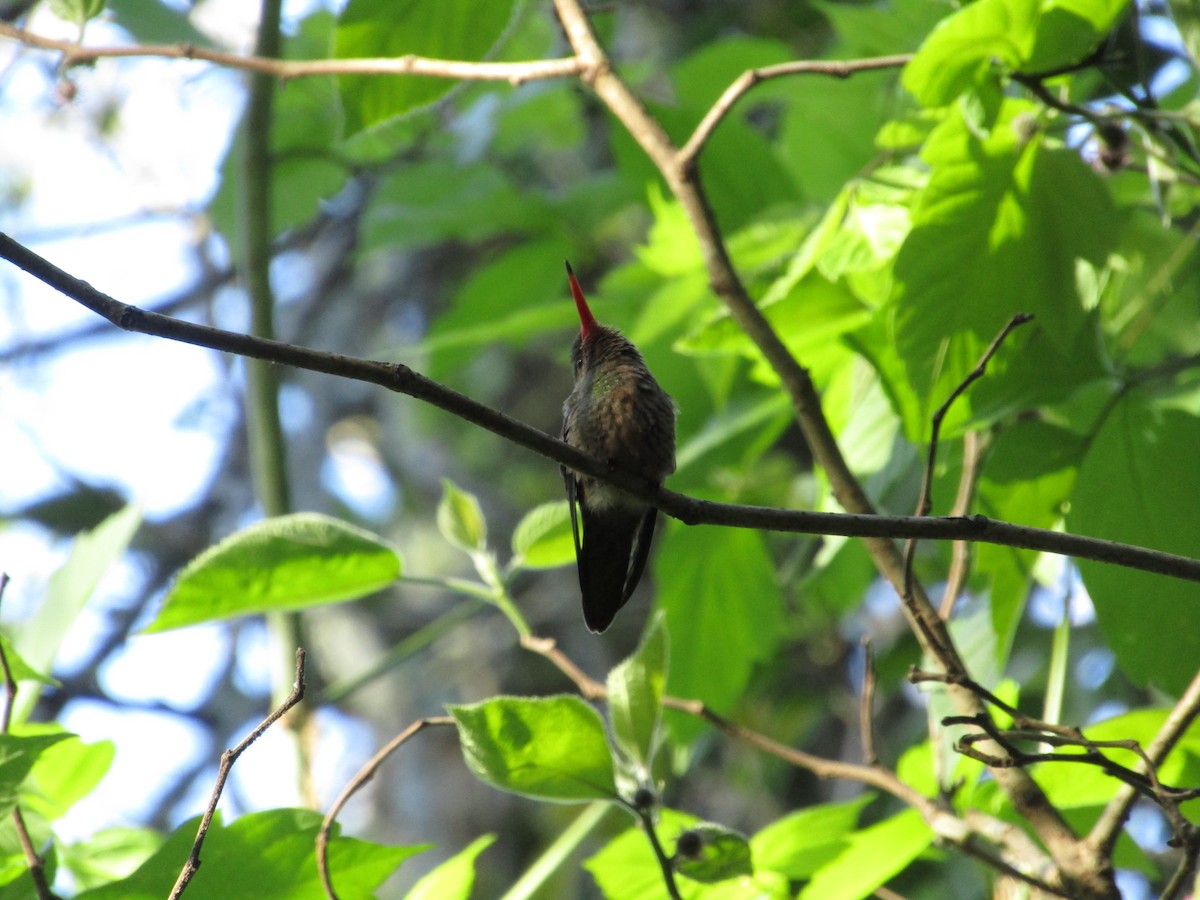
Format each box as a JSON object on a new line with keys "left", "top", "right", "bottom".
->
{"left": 565, "top": 261, "right": 597, "bottom": 341}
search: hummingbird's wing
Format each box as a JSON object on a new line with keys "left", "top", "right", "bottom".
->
{"left": 576, "top": 503, "right": 641, "bottom": 633}
{"left": 561, "top": 465, "right": 585, "bottom": 577}
{"left": 622, "top": 506, "right": 658, "bottom": 603}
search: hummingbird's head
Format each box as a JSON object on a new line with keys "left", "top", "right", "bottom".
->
{"left": 565, "top": 260, "right": 644, "bottom": 382}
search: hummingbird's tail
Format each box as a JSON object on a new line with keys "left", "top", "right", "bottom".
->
{"left": 578, "top": 505, "right": 658, "bottom": 633}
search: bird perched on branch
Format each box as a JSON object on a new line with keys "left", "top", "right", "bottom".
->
{"left": 561, "top": 262, "right": 676, "bottom": 632}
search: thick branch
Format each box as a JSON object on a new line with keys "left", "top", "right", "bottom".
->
{"left": 3, "top": 231, "right": 1199, "bottom": 590}
{"left": 0, "top": 22, "right": 584, "bottom": 84}
{"left": 3, "top": 232, "right": 1199, "bottom": 587}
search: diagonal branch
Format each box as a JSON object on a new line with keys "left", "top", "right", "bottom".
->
{"left": 3, "top": 231, "right": 1199, "bottom": 589}
{"left": 677, "top": 54, "right": 913, "bottom": 169}
{"left": 317, "top": 716, "right": 455, "bottom": 900}
{"left": 169, "top": 648, "right": 306, "bottom": 899}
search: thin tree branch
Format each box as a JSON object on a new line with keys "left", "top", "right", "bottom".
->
{"left": 904, "top": 313, "right": 1034, "bottom": 598}
{"left": 523, "top": 632, "right": 1066, "bottom": 896}
{"left": 317, "top": 716, "right": 455, "bottom": 900}
{"left": 2, "top": 232, "right": 1199, "bottom": 589}
{"left": 940, "top": 430, "right": 987, "bottom": 619}
{"left": 1089, "top": 665, "right": 1200, "bottom": 858}
{"left": 678, "top": 54, "right": 912, "bottom": 169}
{"left": 860, "top": 636, "right": 879, "bottom": 767}
{"left": 0, "top": 22, "right": 584, "bottom": 84}
{"left": 168, "top": 648, "right": 306, "bottom": 900}
{"left": 638, "top": 807, "right": 682, "bottom": 900}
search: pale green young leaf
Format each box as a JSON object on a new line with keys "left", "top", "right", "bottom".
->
{"left": 0, "top": 734, "right": 72, "bottom": 822}
{"left": 405, "top": 833, "right": 495, "bottom": 900}
{"left": 23, "top": 726, "right": 114, "bottom": 821}
{"left": 437, "top": 480, "right": 488, "bottom": 554}
{"left": 49, "top": 0, "right": 106, "bottom": 25}
{"left": 606, "top": 613, "right": 667, "bottom": 775}
{"left": 799, "top": 809, "right": 933, "bottom": 899}
{"left": 511, "top": 502, "right": 575, "bottom": 571}
{"left": 15, "top": 505, "right": 141, "bottom": 724}
{"left": 751, "top": 795, "right": 873, "bottom": 880}
{"left": 147, "top": 513, "right": 401, "bottom": 632}
{"left": 448, "top": 696, "right": 618, "bottom": 803}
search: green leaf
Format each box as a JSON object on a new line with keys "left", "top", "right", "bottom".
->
{"left": 75, "top": 808, "right": 424, "bottom": 899}
{"left": 335, "top": 0, "right": 518, "bottom": 135}
{"left": 511, "top": 501, "right": 576, "bottom": 570}
{"left": 437, "top": 480, "right": 488, "bottom": 554}
{"left": 1070, "top": 394, "right": 1200, "bottom": 694}
{"left": 423, "top": 239, "right": 573, "bottom": 380}
{"left": 751, "top": 795, "right": 873, "bottom": 880}
{"left": 586, "top": 808, "right": 697, "bottom": 899}
{"left": 656, "top": 527, "right": 785, "bottom": 745}
{"left": 976, "top": 419, "right": 1081, "bottom": 661}
{"left": 49, "top": 0, "right": 105, "bottom": 25}
{"left": 903, "top": 0, "right": 1129, "bottom": 106}
{"left": 0, "top": 637, "right": 55, "bottom": 689}
{"left": 24, "top": 726, "right": 114, "bottom": 821}
{"left": 0, "top": 734, "right": 71, "bottom": 822}
{"left": 406, "top": 833, "right": 495, "bottom": 900}
{"left": 148, "top": 513, "right": 402, "bottom": 632}
{"left": 360, "top": 160, "right": 552, "bottom": 253}
{"left": 606, "top": 613, "right": 667, "bottom": 776}
{"left": 798, "top": 808, "right": 933, "bottom": 900}
{"left": 15, "top": 505, "right": 141, "bottom": 724}
{"left": 674, "top": 823, "right": 753, "bottom": 885}
{"left": 448, "top": 695, "right": 618, "bottom": 802}
{"left": 61, "top": 827, "right": 163, "bottom": 890}
{"left": 885, "top": 106, "right": 1114, "bottom": 438}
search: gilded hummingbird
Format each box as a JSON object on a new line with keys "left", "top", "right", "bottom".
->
{"left": 561, "top": 262, "right": 676, "bottom": 633}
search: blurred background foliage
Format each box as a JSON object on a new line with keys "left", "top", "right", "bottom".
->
{"left": 4, "top": 0, "right": 1200, "bottom": 895}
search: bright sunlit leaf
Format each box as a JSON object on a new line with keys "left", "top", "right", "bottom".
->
{"left": 449, "top": 696, "right": 618, "bottom": 803}
{"left": 147, "top": 513, "right": 401, "bottom": 632}
{"left": 511, "top": 501, "right": 576, "bottom": 570}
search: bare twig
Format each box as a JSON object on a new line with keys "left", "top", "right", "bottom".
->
{"left": 523, "top": 629, "right": 1065, "bottom": 895}
{"left": 678, "top": 54, "right": 912, "bottom": 168}
{"left": 904, "top": 313, "right": 1034, "bottom": 597}
{"left": 168, "top": 648, "right": 307, "bottom": 900}
{"left": 860, "top": 636, "right": 879, "bottom": 767}
{"left": 317, "top": 716, "right": 455, "bottom": 900}
{"left": 638, "top": 808, "right": 682, "bottom": 900}
{"left": 1160, "top": 826, "right": 1200, "bottom": 900}
{"left": 939, "top": 430, "right": 988, "bottom": 618}
{"left": 0, "top": 22, "right": 584, "bottom": 85}
{"left": 1, "top": 233, "right": 1197, "bottom": 587}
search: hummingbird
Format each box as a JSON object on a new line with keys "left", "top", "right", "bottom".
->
{"left": 561, "top": 262, "right": 676, "bottom": 633}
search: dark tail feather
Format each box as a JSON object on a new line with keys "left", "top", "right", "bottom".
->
{"left": 579, "top": 507, "right": 648, "bottom": 633}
